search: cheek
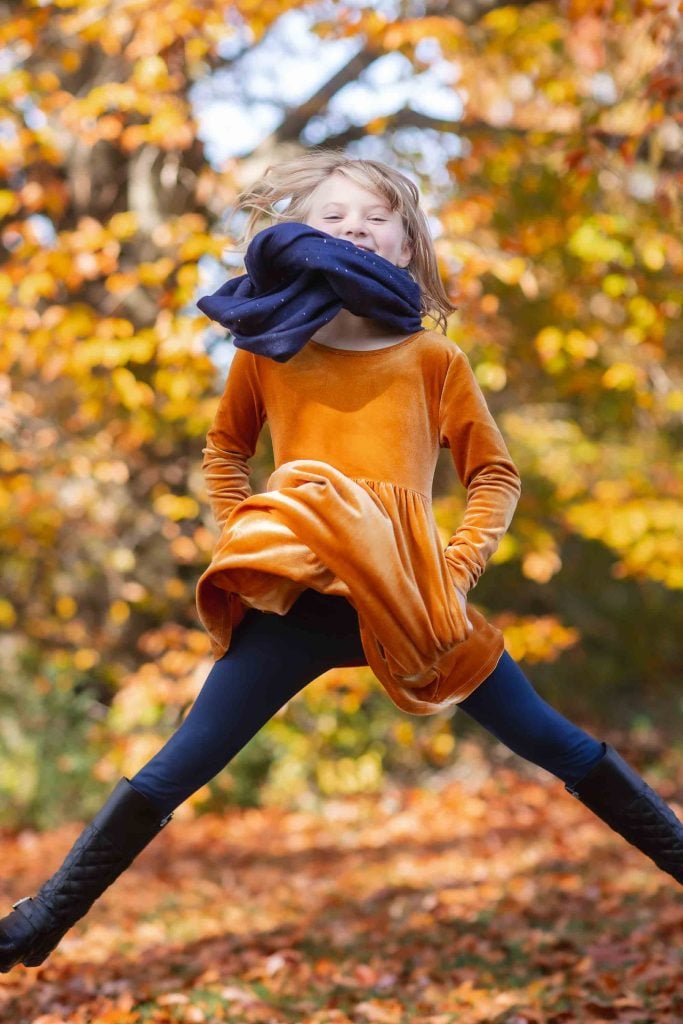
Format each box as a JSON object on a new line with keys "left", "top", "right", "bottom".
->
{"left": 385, "top": 223, "right": 405, "bottom": 245}
{"left": 310, "top": 218, "right": 336, "bottom": 234}
{"left": 389, "top": 232, "right": 406, "bottom": 255}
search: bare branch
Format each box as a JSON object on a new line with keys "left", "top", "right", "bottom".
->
{"left": 251, "top": 44, "right": 385, "bottom": 153}
{"left": 310, "top": 106, "right": 683, "bottom": 171}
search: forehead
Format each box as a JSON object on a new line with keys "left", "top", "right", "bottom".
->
{"left": 310, "top": 174, "right": 392, "bottom": 209}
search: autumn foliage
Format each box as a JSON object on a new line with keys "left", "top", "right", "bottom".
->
{"left": 1, "top": 747, "right": 682, "bottom": 1022}
{"left": 0, "top": 0, "right": 681, "bottom": 830}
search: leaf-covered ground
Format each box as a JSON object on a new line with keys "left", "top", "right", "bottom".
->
{"left": 1, "top": 745, "right": 682, "bottom": 1024}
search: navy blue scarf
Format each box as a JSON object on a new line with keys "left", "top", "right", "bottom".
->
{"left": 196, "top": 221, "right": 424, "bottom": 363}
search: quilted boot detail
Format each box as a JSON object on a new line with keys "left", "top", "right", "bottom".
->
{"left": 0, "top": 778, "right": 172, "bottom": 972}
{"left": 566, "top": 743, "right": 683, "bottom": 885}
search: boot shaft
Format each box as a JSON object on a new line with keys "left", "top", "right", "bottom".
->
{"left": 567, "top": 743, "right": 683, "bottom": 885}
{"left": 0, "top": 777, "right": 173, "bottom": 973}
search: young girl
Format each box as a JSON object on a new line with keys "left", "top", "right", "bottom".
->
{"left": 2, "top": 152, "right": 681, "bottom": 974}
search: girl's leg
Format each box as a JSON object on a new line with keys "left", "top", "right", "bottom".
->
{"left": 131, "top": 588, "right": 366, "bottom": 817}
{"left": 457, "top": 649, "right": 604, "bottom": 787}
{"left": 0, "top": 588, "right": 366, "bottom": 972}
{"left": 457, "top": 649, "right": 683, "bottom": 884}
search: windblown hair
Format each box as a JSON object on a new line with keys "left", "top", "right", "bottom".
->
{"left": 231, "top": 149, "right": 457, "bottom": 334}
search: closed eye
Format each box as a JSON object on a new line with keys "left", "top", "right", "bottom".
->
{"left": 323, "top": 217, "right": 387, "bottom": 222}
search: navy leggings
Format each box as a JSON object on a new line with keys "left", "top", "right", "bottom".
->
{"left": 131, "top": 588, "right": 605, "bottom": 818}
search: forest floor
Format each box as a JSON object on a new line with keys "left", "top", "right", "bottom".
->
{"left": 1, "top": 740, "right": 682, "bottom": 1024}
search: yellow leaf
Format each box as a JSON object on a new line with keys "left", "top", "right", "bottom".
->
{"left": 55, "top": 595, "right": 77, "bottom": 619}
{"left": 137, "top": 257, "right": 175, "bottom": 286}
{"left": 522, "top": 548, "right": 562, "bottom": 583}
{"left": 132, "top": 56, "right": 170, "bottom": 90}
{"left": 60, "top": 50, "right": 81, "bottom": 73}
{"left": 74, "top": 648, "right": 100, "bottom": 670}
{"left": 154, "top": 494, "right": 200, "bottom": 521}
{"left": 0, "top": 272, "right": 13, "bottom": 301}
{"left": 474, "top": 361, "right": 507, "bottom": 391}
{"left": 108, "top": 211, "right": 139, "bottom": 239}
{"left": 0, "top": 190, "right": 17, "bottom": 217}
{"left": 640, "top": 239, "right": 665, "bottom": 271}
{"left": 602, "top": 362, "right": 639, "bottom": 390}
{"left": 534, "top": 326, "right": 563, "bottom": 361}
{"left": 603, "top": 273, "right": 628, "bottom": 298}
{"left": 18, "top": 271, "right": 58, "bottom": 304}
{"left": 106, "top": 547, "right": 136, "bottom": 572}
{"left": 111, "top": 366, "right": 155, "bottom": 409}
{"left": 109, "top": 600, "right": 130, "bottom": 624}
{"left": 628, "top": 294, "right": 657, "bottom": 328}
{"left": 0, "top": 598, "right": 17, "bottom": 628}
{"left": 106, "top": 271, "right": 138, "bottom": 294}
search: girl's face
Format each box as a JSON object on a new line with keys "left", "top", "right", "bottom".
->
{"left": 304, "top": 172, "right": 412, "bottom": 269}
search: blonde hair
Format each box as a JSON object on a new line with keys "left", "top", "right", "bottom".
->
{"left": 231, "top": 148, "right": 457, "bottom": 334}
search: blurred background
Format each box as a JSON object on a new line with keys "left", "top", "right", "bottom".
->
{"left": 1, "top": 0, "right": 681, "bottom": 830}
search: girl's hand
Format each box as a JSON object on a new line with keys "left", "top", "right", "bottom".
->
{"left": 454, "top": 586, "right": 474, "bottom": 633}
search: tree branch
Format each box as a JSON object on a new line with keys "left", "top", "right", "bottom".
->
{"left": 311, "top": 105, "right": 683, "bottom": 171}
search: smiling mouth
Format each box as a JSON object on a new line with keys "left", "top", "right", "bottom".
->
{"left": 356, "top": 245, "right": 374, "bottom": 252}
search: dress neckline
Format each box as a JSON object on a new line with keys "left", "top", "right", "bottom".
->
{"left": 307, "top": 329, "right": 425, "bottom": 355}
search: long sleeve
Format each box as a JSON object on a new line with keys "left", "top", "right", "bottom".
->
{"left": 201, "top": 348, "right": 266, "bottom": 531}
{"left": 438, "top": 347, "right": 521, "bottom": 595}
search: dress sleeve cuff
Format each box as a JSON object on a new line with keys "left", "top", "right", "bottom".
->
{"left": 445, "top": 558, "right": 472, "bottom": 598}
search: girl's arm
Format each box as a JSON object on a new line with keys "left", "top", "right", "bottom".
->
{"left": 438, "top": 348, "right": 522, "bottom": 596}
{"left": 201, "top": 348, "right": 266, "bottom": 530}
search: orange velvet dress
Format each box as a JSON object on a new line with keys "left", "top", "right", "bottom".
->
{"left": 195, "top": 328, "right": 522, "bottom": 716}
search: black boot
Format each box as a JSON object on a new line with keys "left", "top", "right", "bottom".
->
{"left": 0, "top": 777, "right": 173, "bottom": 972}
{"left": 566, "top": 742, "right": 683, "bottom": 885}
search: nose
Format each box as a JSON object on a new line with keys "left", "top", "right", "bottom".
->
{"left": 343, "top": 227, "right": 370, "bottom": 246}
{"left": 339, "top": 216, "right": 367, "bottom": 238}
